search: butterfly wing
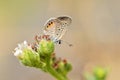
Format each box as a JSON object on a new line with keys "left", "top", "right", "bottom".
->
{"left": 43, "top": 16, "right": 72, "bottom": 42}
{"left": 43, "top": 18, "right": 60, "bottom": 41}
{"left": 53, "top": 16, "right": 72, "bottom": 41}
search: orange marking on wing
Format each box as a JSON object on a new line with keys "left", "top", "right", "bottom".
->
{"left": 47, "top": 22, "right": 55, "bottom": 29}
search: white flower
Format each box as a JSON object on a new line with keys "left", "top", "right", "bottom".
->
{"left": 13, "top": 41, "right": 31, "bottom": 57}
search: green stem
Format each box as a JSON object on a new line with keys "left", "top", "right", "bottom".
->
{"left": 48, "top": 65, "right": 68, "bottom": 80}
{"left": 46, "top": 56, "right": 68, "bottom": 80}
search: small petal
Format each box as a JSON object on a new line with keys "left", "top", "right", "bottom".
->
{"left": 14, "top": 50, "right": 22, "bottom": 56}
{"left": 14, "top": 47, "right": 19, "bottom": 51}
{"left": 24, "top": 40, "right": 27, "bottom": 45}
{"left": 13, "top": 41, "right": 30, "bottom": 57}
{"left": 18, "top": 44, "right": 21, "bottom": 48}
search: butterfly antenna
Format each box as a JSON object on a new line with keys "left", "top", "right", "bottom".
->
{"left": 60, "top": 40, "right": 73, "bottom": 47}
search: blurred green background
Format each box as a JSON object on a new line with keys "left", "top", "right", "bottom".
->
{"left": 0, "top": 0, "right": 120, "bottom": 80}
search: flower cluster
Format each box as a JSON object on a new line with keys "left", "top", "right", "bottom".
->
{"left": 13, "top": 35, "right": 72, "bottom": 80}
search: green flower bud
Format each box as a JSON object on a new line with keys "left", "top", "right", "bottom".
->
{"left": 93, "top": 67, "right": 107, "bottom": 80}
{"left": 38, "top": 39, "right": 54, "bottom": 56}
{"left": 13, "top": 41, "right": 46, "bottom": 70}
{"left": 22, "top": 49, "right": 48, "bottom": 71}
{"left": 57, "top": 61, "right": 72, "bottom": 75}
{"left": 64, "top": 63, "right": 72, "bottom": 72}
{"left": 20, "top": 49, "right": 40, "bottom": 67}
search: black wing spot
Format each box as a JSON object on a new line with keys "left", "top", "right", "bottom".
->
{"left": 51, "top": 22, "right": 53, "bottom": 24}
{"left": 62, "top": 23, "right": 67, "bottom": 26}
{"left": 64, "top": 22, "right": 67, "bottom": 24}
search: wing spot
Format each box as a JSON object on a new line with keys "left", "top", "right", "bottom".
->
{"left": 47, "top": 21, "right": 54, "bottom": 28}
{"left": 58, "top": 29, "right": 61, "bottom": 30}
{"left": 51, "top": 22, "right": 53, "bottom": 24}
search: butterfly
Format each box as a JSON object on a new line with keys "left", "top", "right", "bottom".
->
{"left": 43, "top": 16, "right": 72, "bottom": 45}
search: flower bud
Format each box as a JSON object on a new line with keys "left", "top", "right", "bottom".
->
{"left": 93, "top": 67, "right": 107, "bottom": 80}
{"left": 64, "top": 63, "right": 72, "bottom": 73}
{"left": 38, "top": 39, "right": 54, "bottom": 56}
{"left": 13, "top": 41, "right": 46, "bottom": 69}
{"left": 20, "top": 49, "right": 40, "bottom": 67}
{"left": 57, "top": 61, "right": 72, "bottom": 75}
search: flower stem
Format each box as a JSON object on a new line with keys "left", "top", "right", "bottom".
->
{"left": 46, "top": 57, "right": 68, "bottom": 80}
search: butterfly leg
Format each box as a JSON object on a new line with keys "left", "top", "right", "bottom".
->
{"left": 55, "top": 40, "right": 62, "bottom": 44}
{"left": 60, "top": 40, "right": 73, "bottom": 47}
{"left": 58, "top": 40, "right": 62, "bottom": 44}
{"left": 55, "top": 40, "right": 72, "bottom": 47}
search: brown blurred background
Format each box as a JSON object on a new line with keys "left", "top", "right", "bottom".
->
{"left": 0, "top": 0, "right": 120, "bottom": 80}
